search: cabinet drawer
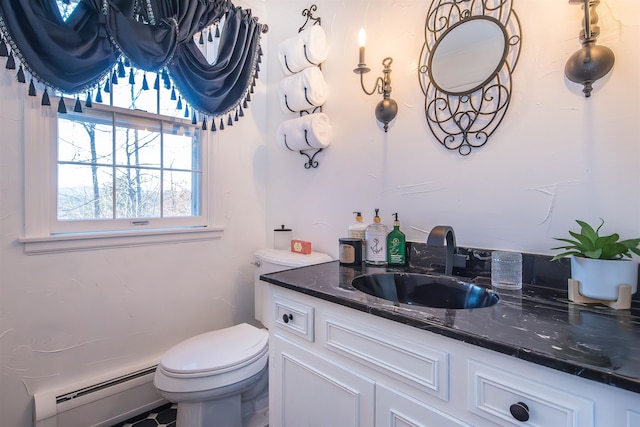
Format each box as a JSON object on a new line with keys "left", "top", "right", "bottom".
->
{"left": 273, "top": 294, "right": 314, "bottom": 342}
{"left": 322, "top": 313, "right": 450, "bottom": 401}
{"left": 468, "top": 359, "right": 594, "bottom": 427}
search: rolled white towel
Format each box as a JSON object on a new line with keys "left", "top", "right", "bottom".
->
{"left": 278, "top": 67, "right": 328, "bottom": 113}
{"left": 277, "top": 113, "right": 333, "bottom": 151}
{"left": 278, "top": 25, "right": 328, "bottom": 75}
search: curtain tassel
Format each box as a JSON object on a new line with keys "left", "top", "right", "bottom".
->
{"left": 85, "top": 91, "right": 93, "bottom": 108}
{"left": 162, "top": 69, "right": 171, "bottom": 89}
{"left": 199, "top": 32, "right": 204, "bottom": 45}
{"left": 234, "top": 110, "right": 239, "bottom": 121}
{"left": 73, "top": 97, "right": 83, "bottom": 113}
{"left": 58, "top": 97, "right": 67, "bottom": 114}
{"left": 211, "top": 118, "right": 216, "bottom": 131}
{"left": 0, "top": 39, "right": 7, "bottom": 57}
{"left": 6, "top": 53, "right": 15, "bottom": 70}
{"left": 243, "top": 99, "right": 248, "bottom": 109}
{"left": 16, "top": 65, "right": 25, "bottom": 83}
{"left": 28, "top": 79, "right": 36, "bottom": 96}
{"left": 219, "top": 118, "right": 224, "bottom": 130}
{"left": 246, "top": 91, "right": 251, "bottom": 102}
{"left": 191, "top": 111, "right": 197, "bottom": 124}
{"left": 153, "top": 74, "right": 160, "bottom": 90}
{"left": 208, "top": 27, "right": 214, "bottom": 42}
{"left": 124, "top": 58, "right": 131, "bottom": 67}
{"left": 239, "top": 106, "right": 244, "bottom": 117}
{"left": 177, "top": 96, "right": 182, "bottom": 110}
{"left": 255, "top": 62, "right": 260, "bottom": 73}
{"left": 95, "top": 87, "right": 103, "bottom": 103}
{"left": 41, "top": 89, "right": 50, "bottom": 106}
{"left": 129, "top": 68, "right": 135, "bottom": 85}
{"left": 118, "top": 59, "right": 126, "bottom": 78}
{"left": 227, "top": 114, "right": 233, "bottom": 126}
{"left": 104, "top": 78, "right": 110, "bottom": 93}
{"left": 111, "top": 69, "right": 118, "bottom": 85}
{"left": 215, "top": 24, "right": 221, "bottom": 38}
{"left": 142, "top": 74, "right": 149, "bottom": 90}
{"left": 184, "top": 105, "right": 190, "bottom": 118}
{"left": 171, "top": 87, "right": 177, "bottom": 101}
{"left": 202, "top": 117, "right": 207, "bottom": 130}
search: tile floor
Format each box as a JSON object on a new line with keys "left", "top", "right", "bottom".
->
{"left": 111, "top": 403, "right": 177, "bottom": 427}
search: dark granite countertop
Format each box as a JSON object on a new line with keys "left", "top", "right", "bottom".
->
{"left": 260, "top": 260, "right": 640, "bottom": 395}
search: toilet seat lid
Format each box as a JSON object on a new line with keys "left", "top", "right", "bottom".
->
{"left": 159, "top": 324, "right": 268, "bottom": 376}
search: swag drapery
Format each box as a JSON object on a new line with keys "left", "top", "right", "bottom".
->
{"left": 0, "top": 0, "right": 266, "bottom": 125}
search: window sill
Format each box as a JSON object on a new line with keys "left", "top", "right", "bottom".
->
{"left": 20, "top": 226, "right": 225, "bottom": 255}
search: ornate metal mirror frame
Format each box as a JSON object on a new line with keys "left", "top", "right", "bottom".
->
{"left": 419, "top": 0, "right": 521, "bottom": 155}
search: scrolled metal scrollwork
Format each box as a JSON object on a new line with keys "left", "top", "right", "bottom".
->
{"left": 419, "top": 0, "right": 521, "bottom": 155}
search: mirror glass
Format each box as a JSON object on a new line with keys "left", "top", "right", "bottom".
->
{"left": 429, "top": 17, "right": 507, "bottom": 95}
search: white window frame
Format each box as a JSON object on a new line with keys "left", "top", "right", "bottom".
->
{"left": 21, "top": 94, "right": 224, "bottom": 254}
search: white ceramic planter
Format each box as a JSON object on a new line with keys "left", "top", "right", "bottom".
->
{"left": 570, "top": 257, "right": 639, "bottom": 301}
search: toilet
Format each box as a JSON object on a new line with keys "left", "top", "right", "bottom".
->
{"left": 154, "top": 249, "right": 332, "bottom": 427}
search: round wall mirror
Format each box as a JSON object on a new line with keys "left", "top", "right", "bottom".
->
{"left": 428, "top": 16, "right": 508, "bottom": 95}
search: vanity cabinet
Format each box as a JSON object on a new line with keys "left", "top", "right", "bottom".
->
{"left": 268, "top": 285, "right": 640, "bottom": 427}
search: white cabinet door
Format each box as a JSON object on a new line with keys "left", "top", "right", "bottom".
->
{"left": 270, "top": 334, "right": 375, "bottom": 427}
{"left": 376, "top": 384, "right": 471, "bottom": 427}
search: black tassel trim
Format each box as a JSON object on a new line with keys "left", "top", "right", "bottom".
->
{"left": 177, "top": 96, "right": 182, "bottom": 109}
{"left": 73, "top": 97, "right": 82, "bottom": 113}
{"left": 202, "top": 117, "right": 207, "bottom": 130}
{"left": 118, "top": 59, "right": 126, "bottom": 78}
{"left": 16, "top": 65, "right": 25, "bottom": 83}
{"left": 111, "top": 69, "right": 118, "bottom": 85}
{"left": 191, "top": 111, "right": 197, "bottom": 124}
{"left": 153, "top": 74, "right": 160, "bottom": 90}
{"left": 220, "top": 118, "right": 224, "bottom": 130}
{"left": 246, "top": 92, "right": 251, "bottom": 102}
{"left": 243, "top": 99, "right": 248, "bottom": 109}
{"left": 6, "top": 53, "right": 15, "bottom": 70}
{"left": 215, "top": 25, "right": 220, "bottom": 38}
{"left": 28, "top": 79, "right": 36, "bottom": 96}
{"left": 255, "top": 62, "right": 260, "bottom": 73}
{"left": 85, "top": 91, "right": 93, "bottom": 108}
{"left": 142, "top": 74, "right": 149, "bottom": 90}
{"left": 239, "top": 106, "right": 244, "bottom": 117}
{"left": 41, "top": 89, "right": 51, "bottom": 106}
{"left": 184, "top": 105, "right": 190, "bottom": 118}
{"left": 234, "top": 110, "right": 239, "bottom": 121}
{"left": 227, "top": 114, "right": 233, "bottom": 126}
{"left": 211, "top": 118, "right": 216, "bottom": 131}
{"left": 129, "top": 69, "right": 135, "bottom": 85}
{"left": 104, "top": 79, "right": 110, "bottom": 93}
{"left": 171, "top": 87, "right": 177, "bottom": 100}
{"left": 208, "top": 28, "right": 213, "bottom": 42}
{"left": 0, "top": 39, "right": 7, "bottom": 57}
{"left": 58, "top": 97, "right": 67, "bottom": 114}
{"left": 199, "top": 32, "right": 204, "bottom": 44}
{"left": 95, "top": 87, "right": 103, "bottom": 103}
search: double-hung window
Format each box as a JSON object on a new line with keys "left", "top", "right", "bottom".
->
{"left": 22, "top": 67, "right": 221, "bottom": 254}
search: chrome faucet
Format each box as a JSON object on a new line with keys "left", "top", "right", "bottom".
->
{"left": 426, "top": 225, "right": 458, "bottom": 275}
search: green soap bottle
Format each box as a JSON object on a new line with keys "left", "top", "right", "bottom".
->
{"left": 387, "top": 213, "right": 406, "bottom": 266}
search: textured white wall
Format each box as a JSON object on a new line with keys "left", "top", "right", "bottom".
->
{"left": 0, "top": 2, "right": 268, "bottom": 426}
{"left": 264, "top": 0, "right": 640, "bottom": 258}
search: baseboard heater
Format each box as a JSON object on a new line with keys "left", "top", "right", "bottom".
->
{"left": 33, "top": 365, "right": 167, "bottom": 427}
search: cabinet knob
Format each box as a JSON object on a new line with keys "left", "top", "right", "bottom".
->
{"left": 282, "top": 313, "right": 293, "bottom": 323}
{"left": 509, "top": 402, "right": 529, "bottom": 422}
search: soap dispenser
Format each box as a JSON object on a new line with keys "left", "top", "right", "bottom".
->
{"left": 387, "top": 213, "right": 406, "bottom": 266}
{"left": 348, "top": 211, "right": 367, "bottom": 252}
{"left": 365, "top": 208, "right": 389, "bottom": 265}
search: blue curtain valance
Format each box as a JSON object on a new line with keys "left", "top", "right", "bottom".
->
{"left": 0, "top": 0, "right": 265, "bottom": 121}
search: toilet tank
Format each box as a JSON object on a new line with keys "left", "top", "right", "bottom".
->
{"left": 254, "top": 249, "right": 332, "bottom": 327}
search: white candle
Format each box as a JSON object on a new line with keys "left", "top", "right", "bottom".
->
{"left": 358, "top": 28, "right": 366, "bottom": 65}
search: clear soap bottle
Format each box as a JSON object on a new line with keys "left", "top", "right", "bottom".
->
{"left": 387, "top": 213, "right": 406, "bottom": 266}
{"left": 365, "top": 208, "right": 388, "bottom": 265}
{"left": 348, "top": 211, "right": 367, "bottom": 252}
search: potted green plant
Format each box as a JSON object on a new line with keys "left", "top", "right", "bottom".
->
{"left": 552, "top": 219, "right": 640, "bottom": 300}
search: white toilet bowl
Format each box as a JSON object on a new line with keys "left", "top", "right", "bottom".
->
{"left": 154, "top": 323, "right": 269, "bottom": 427}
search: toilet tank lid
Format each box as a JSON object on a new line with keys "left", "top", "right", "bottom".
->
{"left": 159, "top": 323, "right": 268, "bottom": 375}
{"left": 255, "top": 249, "right": 332, "bottom": 267}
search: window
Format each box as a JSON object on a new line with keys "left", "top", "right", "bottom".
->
{"left": 22, "top": 67, "right": 223, "bottom": 254}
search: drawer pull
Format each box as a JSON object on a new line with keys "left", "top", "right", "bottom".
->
{"left": 282, "top": 313, "right": 293, "bottom": 323}
{"left": 509, "top": 402, "right": 529, "bottom": 422}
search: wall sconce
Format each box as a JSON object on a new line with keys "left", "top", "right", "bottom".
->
{"left": 353, "top": 28, "right": 398, "bottom": 132}
{"left": 564, "top": 0, "right": 615, "bottom": 97}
